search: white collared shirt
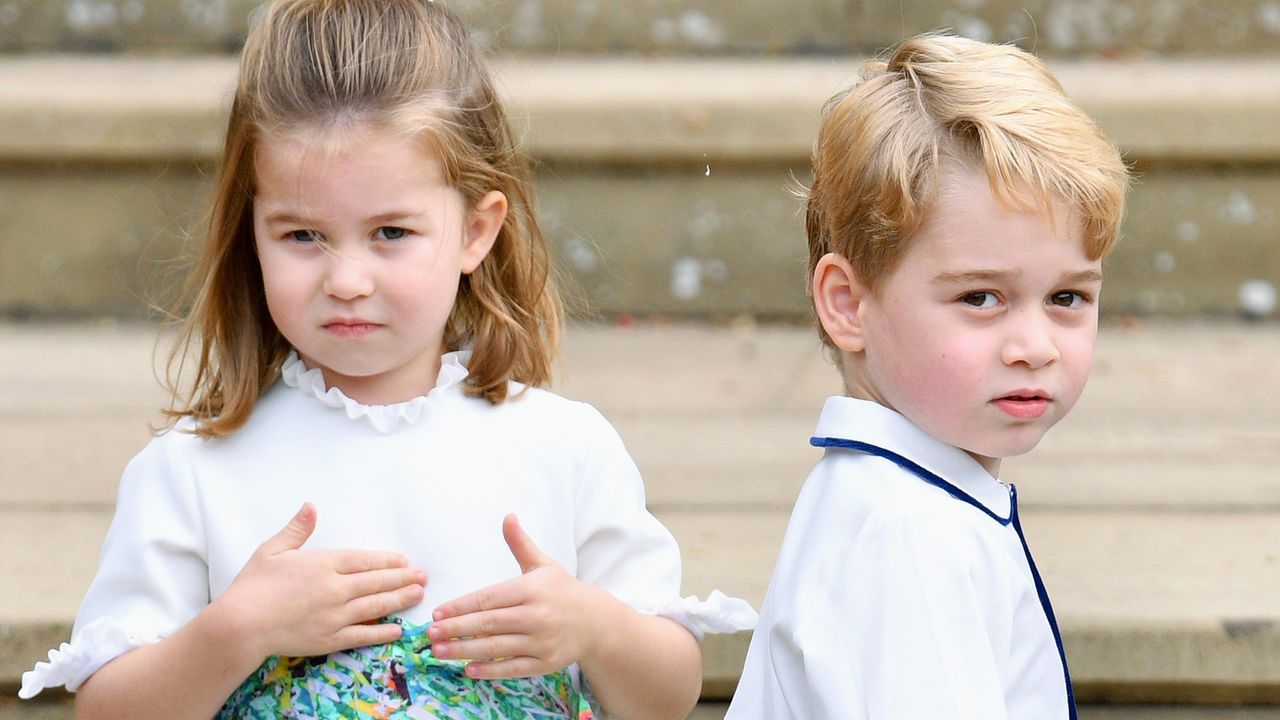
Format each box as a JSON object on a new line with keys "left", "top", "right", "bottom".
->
{"left": 727, "top": 396, "right": 1072, "bottom": 720}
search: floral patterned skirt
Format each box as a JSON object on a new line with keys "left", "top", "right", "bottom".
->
{"left": 217, "top": 619, "right": 594, "bottom": 719}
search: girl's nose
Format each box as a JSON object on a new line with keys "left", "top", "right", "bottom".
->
{"left": 1001, "top": 312, "right": 1060, "bottom": 369}
{"left": 322, "top": 252, "right": 375, "bottom": 300}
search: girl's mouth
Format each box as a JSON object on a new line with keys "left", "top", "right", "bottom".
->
{"left": 324, "top": 321, "right": 381, "bottom": 338}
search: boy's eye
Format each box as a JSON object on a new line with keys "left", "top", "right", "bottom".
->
{"left": 376, "top": 226, "right": 408, "bottom": 241}
{"left": 960, "top": 291, "right": 998, "bottom": 309}
{"left": 1049, "top": 291, "right": 1086, "bottom": 308}
{"left": 289, "top": 230, "right": 319, "bottom": 243}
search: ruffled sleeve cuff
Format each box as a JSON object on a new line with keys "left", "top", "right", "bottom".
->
{"left": 650, "top": 589, "right": 758, "bottom": 642}
{"left": 19, "top": 617, "right": 161, "bottom": 699}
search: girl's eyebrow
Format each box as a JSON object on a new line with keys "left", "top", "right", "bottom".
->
{"left": 366, "top": 211, "right": 425, "bottom": 224}
{"left": 260, "top": 211, "right": 310, "bottom": 227}
{"left": 259, "top": 211, "right": 426, "bottom": 226}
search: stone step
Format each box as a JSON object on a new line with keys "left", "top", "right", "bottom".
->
{"left": 5, "top": 0, "right": 1280, "bottom": 57}
{"left": 1, "top": 56, "right": 1278, "bottom": 320}
{"left": 2, "top": 320, "right": 1279, "bottom": 705}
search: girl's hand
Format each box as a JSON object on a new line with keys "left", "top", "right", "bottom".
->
{"left": 428, "top": 514, "right": 609, "bottom": 679}
{"left": 212, "top": 503, "right": 427, "bottom": 661}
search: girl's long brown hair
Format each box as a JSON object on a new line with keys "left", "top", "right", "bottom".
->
{"left": 163, "top": 0, "right": 560, "bottom": 437}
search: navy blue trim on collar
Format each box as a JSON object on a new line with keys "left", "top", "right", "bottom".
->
{"left": 810, "top": 436, "right": 1011, "bottom": 525}
{"left": 811, "top": 435, "right": 1078, "bottom": 720}
{"left": 1010, "top": 486, "right": 1078, "bottom": 720}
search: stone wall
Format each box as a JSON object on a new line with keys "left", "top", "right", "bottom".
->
{"left": 3, "top": 0, "right": 1280, "bottom": 56}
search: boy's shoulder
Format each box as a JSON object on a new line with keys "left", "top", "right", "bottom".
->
{"left": 808, "top": 445, "right": 996, "bottom": 538}
{"left": 797, "top": 396, "right": 1019, "bottom": 559}
{"left": 776, "top": 446, "right": 1025, "bottom": 616}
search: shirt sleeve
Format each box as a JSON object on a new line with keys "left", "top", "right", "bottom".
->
{"left": 20, "top": 430, "right": 210, "bottom": 697}
{"left": 763, "top": 500, "right": 1017, "bottom": 720}
{"left": 569, "top": 404, "right": 680, "bottom": 608}
{"left": 567, "top": 404, "right": 756, "bottom": 640}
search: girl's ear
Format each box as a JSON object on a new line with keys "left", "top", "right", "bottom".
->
{"left": 461, "top": 190, "right": 507, "bottom": 274}
{"left": 812, "top": 252, "right": 869, "bottom": 353}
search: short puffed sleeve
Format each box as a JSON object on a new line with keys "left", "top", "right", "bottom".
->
{"left": 568, "top": 404, "right": 756, "bottom": 641}
{"left": 20, "top": 429, "right": 210, "bottom": 698}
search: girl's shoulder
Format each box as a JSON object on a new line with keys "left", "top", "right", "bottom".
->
{"left": 481, "top": 384, "right": 617, "bottom": 435}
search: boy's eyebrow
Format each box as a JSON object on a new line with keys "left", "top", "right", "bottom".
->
{"left": 932, "top": 269, "right": 1016, "bottom": 285}
{"left": 932, "top": 268, "right": 1104, "bottom": 285}
{"left": 1060, "top": 269, "right": 1105, "bottom": 285}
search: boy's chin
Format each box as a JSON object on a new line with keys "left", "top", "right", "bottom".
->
{"left": 967, "top": 436, "right": 1048, "bottom": 463}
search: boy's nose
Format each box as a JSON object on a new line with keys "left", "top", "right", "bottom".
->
{"left": 1001, "top": 312, "right": 1060, "bottom": 369}
{"left": 322, "top": 252, "right": 375, "bottom": 300}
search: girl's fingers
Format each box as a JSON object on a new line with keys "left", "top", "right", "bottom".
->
{"left": 344, "top": 567, "right": 427, "bottom": 598}
{"left": 502, "top": 514, "right": 552, "bottom": 573}
{"left": 344, "top": 583, "right": 425, "bottom": 625}
{"left": 428, "top": 607, "right": 523, "bottom": 643}
{"left": 433, "top": 577, "right": 526, "bottom": 621}
{"left": 257, "top": 502, "right": 318, "bottom": 556}
{"left": 432, "top": 633, "right": 529, "bottom": 662}
{"left": 332, "top": 549, "right": 410, "bottom": 574}
{"left": 333, "top": 620, "right": 404, "bottom": 651}
{"left": 462, "top": 656, "right": 548, "bottom": 681}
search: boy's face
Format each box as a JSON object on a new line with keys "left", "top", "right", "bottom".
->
{"left": 850, "top": 168, "right": 1102, "bottom": 474}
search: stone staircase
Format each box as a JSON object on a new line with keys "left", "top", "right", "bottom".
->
{"left": 1, "top": 2, "right": 1278, "bottom": 321}
{"left": 2, "top": 2, "right": 1279, "bottom": 718}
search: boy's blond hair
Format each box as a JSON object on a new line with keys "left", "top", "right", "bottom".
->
{"left": 806, "top": 34, "right": 1129, "bottom": 349}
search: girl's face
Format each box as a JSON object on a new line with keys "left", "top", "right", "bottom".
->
{"left": 253, "top": 123, "right": 505, "bottom": 404}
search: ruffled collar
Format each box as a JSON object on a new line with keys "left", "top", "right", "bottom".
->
{"left": 279, "top": 350, "right": 471, "bottom": 433}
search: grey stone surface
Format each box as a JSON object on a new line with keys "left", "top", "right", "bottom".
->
{"left": 6, "top": 57, "right": 1280, "bottom": 164}
{"left": 5, "top": 0, "right": 1280, "bottom": 56}
{"left": 2, "top": 57, "right": 1279, "bottom": 319}
{"left": 3, "top": 320, "right": 1280, "bottom": 704}
{"left": 4, "top": 155, "right": 1280, "bottom": 320}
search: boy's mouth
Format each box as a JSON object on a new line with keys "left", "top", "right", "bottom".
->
{"left": 992, "top": 392, "right": 1051, "bottom": 420}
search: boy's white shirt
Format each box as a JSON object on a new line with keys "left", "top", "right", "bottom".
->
{"left": 727, "top": 396, "right": 1070, "bottom": 720}
{"left": 22, "top": 350, "right": 755, "bottom": 698}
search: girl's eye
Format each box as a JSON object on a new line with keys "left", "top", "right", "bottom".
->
{"left": 1049, "top": 291, "right": 1087, "bottom": 308}
{"left": 376, "top": 226, "right": 408, "bottom": 241}
{"left": 289, "top": 230, "right": 319, "bottom": 243}
{"left": 960, "top": 291, "right": 999, "bottom": 309}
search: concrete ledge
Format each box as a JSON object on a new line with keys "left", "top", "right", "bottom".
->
{"left": 2, "top": 56, "right": 1280, "bottom": 164}
{"left": 2, "top": 321, "right": 1280, "bottom": 704}
{"left": 6, "top": 0, "right": 1280, "bottom": 58}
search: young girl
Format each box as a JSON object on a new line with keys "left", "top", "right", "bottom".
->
{"left": 20, "top": 1, "right": 754, "bottom": 717}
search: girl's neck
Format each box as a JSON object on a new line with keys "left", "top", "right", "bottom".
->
{"left": 302, "top": 354, "right": 444, "bottom": 406}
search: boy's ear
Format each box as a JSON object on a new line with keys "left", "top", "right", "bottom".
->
{"left": 461, "top": 190, "right": 507, "bottom": 274}
{"left": 812, "top": 252, "right": 869, "bottom": 353}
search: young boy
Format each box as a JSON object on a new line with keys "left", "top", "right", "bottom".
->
{"left": 726, "top": 35, "right": 1129, "bottom": 719}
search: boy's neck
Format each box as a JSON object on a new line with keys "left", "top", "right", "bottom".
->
{"left": 840, "top": 374, "right": 1004, "bottom": 479}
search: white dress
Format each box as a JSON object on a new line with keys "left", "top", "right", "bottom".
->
{"left": 22, "top": 350, "right": 756, "bottom": 700}
{"left": 727, "top": 396, "right": 1073, "bottom": 720}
